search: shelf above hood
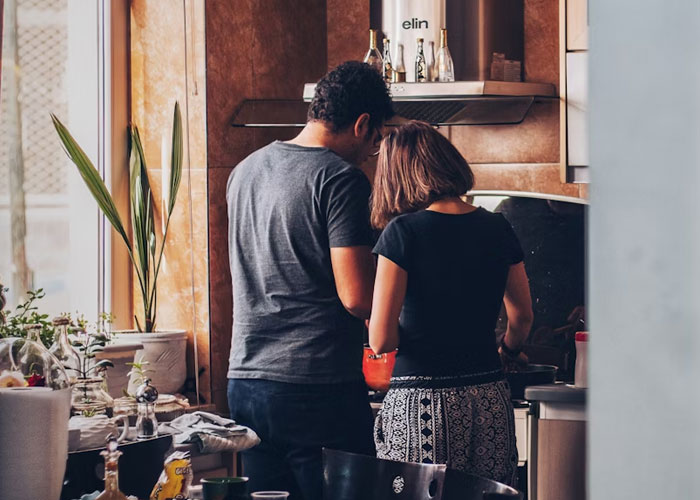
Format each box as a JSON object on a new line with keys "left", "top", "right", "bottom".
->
{"left": 231, "top": 81, "right": 557, "bottom": 128}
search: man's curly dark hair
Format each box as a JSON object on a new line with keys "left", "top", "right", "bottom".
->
{"left": 307, "top": 61, "right": 394, "bottom": 133}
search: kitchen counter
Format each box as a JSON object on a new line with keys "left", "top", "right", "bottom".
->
{"left": 525, "top": 382, "right": 586, "bottom": 404}
{"left": 525, "top": 383, "right": 586, "bottom": 500}
{"left": 525, "top": 383, "right": 586, "bottom": 422}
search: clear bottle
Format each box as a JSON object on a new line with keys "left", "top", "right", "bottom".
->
{"left": 95, "top": 436, "right": 129, "bottom": 500}
{"left": 382, "top": 38, "right": 393, "bottom": 83}
{"left": 427, "top": 41, "right": 437, "bottom": 82}
{"left": 363, "top": 29, "right": 383, "bottom": 74}
{"left": 392, "top": 44, "right": 406, "bottom": 82}
{"left": 19, "top": 324, "right": 49, "bottom": 385}
{"left": 415, "top": 38, "right": 427, "bottom": 82}
{"left": 49, "top": 316, "right": 80, "bottom": 382}
{"left": 135, "top": 378, "right": 159, "bottom": 440}
{"left": 437, "top": 28, "right": 455, "bottom": 82}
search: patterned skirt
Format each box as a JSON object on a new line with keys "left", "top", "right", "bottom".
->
{"left": 374, "top": 373, "right": 518, "bottom": 487}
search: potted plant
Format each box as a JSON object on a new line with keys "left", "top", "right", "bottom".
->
{"left": 0, "top": 288, "right": 56, "bottom": 347}
{"left": 51, "top": 103, "right": 187, "bottom": 394}
{"left": 69, "top": 325, "right": 115, "bottom": 416}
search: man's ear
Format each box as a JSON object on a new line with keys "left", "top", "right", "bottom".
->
{"left": 353, "top": 113, "right": 372, "bottom": 139}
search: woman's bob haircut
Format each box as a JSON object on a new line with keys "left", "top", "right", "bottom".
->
{"left": 371, "top": 121, "right": 475, "bottom": 229}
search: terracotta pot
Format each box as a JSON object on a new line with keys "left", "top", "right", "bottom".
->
{"left": 362, "top": 346, "right": 396, "bottom": 392}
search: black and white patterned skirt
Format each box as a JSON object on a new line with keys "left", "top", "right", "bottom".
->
{"left": 374, "top": 372, "right": 518, "bottom": 486}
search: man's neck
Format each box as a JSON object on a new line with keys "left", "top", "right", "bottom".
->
{"left": 287, "top": 121, "right": 354, "bottom": 162}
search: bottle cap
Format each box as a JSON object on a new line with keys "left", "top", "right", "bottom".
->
{"left": 135, "top": 378, "right": 159, "bottom": 403}
{"left": 52, "top": 316, "right": 71, "bottom": 326}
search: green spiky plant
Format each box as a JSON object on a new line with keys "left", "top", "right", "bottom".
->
{"left": 51, "top": 103, "right": 183, "bottom": 332}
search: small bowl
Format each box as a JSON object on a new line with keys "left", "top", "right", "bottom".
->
{"left": 200, "top": 476, "right": 249, "bottom": 500}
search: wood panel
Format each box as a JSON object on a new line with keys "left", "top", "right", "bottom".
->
{"left": 327, "top": 0, "right": 369, "bottom": 70}
{"left": 536, "top": 419, "right": 586, "bottom": 500}
{"left": 566, "top": 0, "right": 588, "bottom": 50}
{"left": 205, "top": 0, "right": 337, "bottom": 413}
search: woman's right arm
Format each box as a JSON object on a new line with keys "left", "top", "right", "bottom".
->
{"left": 368, "top": 256, "right": 407, "bottom": 354}
{"left": 503, "top": 262, "right": 534, "bottom": 351}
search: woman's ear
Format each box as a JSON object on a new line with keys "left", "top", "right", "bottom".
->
{"left": 353, "top": 113, "right": 372, "bottom": 138}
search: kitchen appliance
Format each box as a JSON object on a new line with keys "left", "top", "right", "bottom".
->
{"left": 231, "top": 0, "right": 556, "bottom": 128}
{"left": 505, "top": 364, "right": 557, "bottom": 400}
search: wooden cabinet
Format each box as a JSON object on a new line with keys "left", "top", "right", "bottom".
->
{"left": 566, "top": 52, "right": 588, "bottom": 167}
{"left": 560, "top": 0, "right": 589, "bottom": 182}
{"left": 566, "top": 0, "right": 588, "bottom": 51}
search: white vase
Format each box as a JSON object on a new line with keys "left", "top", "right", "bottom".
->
{"left": 97, "top": 341, "right": 143, "bottom": 399}
{"left": 0, "top": 386, "right": 71, "bottom": 500}
{"left": 111, "top": 330, "right": 187, "bottom": 395}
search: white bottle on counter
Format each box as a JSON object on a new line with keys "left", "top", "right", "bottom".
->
{"left": 574, "top": 331, "right": 588, "bottom": 388}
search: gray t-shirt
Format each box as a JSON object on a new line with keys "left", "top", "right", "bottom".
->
{"left": 226, "top": 141, "right": 373, "bottom": 383}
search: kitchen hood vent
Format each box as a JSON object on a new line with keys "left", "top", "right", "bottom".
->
{"left": 231, "top": 81, "right": 556, "bottom": 128}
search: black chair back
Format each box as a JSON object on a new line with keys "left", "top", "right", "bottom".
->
{"left": 323, "top": 449, "right": 446, "bottom": 500}
{"left": 442, "top": 469, "right": 523, "bottom": 500}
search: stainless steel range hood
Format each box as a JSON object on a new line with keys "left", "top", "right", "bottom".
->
{"left": 230, "top": 80, "right": 556, "bottom": 128}
{"left": 305, "top": 80, "right": 557, "bottom": 125}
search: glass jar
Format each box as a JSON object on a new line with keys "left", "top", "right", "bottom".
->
{"left": 72, "top": 377, "right": 114, "bottom": 417}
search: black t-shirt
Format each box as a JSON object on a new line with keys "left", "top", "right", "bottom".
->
{"left": 372, "top": 208, "right": 524, "bottom": 377}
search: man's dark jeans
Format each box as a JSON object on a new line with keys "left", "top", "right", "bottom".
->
{"left": 227, "top": 378, "right": 375, "bottom": 500}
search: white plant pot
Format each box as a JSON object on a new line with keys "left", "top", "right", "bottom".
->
{"left": 0, "top": 386, "right": 71, "bottom": 500}
{"left": 96, "top": 341, "right": 143, "bottom": 399}
{"left": 111, "top": 330, "right": 187, "bottom": 395}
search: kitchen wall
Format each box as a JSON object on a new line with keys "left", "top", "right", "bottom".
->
{"left": 130, "top": 0, "right": 211, "bottom": 404}
{"left": 204, "top": 0, "right": 585, "bottom": 411}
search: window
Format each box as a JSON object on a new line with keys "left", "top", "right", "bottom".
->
{"left": 0, "top": 0, "right": 111, "bottom": 319}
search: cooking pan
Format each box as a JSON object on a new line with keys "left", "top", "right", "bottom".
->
{"left": 505, "top": 364, "right": 557, "bottom": 400}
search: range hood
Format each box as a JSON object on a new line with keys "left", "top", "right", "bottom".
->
{"left": 231, "top": 80, "right": 556, "bottom": 128}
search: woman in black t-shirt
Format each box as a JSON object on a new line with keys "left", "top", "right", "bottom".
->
{"left": 368, "top": 121, "right": 533, "bottom": 486}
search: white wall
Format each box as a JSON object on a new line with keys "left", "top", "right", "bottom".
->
{"left": 589, "top": 2, "right": 700, "bottom": 498}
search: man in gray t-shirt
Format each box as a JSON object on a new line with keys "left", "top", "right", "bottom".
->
{"left": 227, "top": 62, "right": 393, "bottom": 500}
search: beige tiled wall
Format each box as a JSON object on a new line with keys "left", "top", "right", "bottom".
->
{"left": 130, "top": 0, "right": 210, "bottom": 403}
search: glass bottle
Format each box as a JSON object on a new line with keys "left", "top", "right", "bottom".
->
{"left": 18, "top": 324, "right": 49, "bottom": 386}
{"left": 437, "top": 28, "right": 455, "bottom": 82}
{"left": 49, "top": 316, "right": 80, "bottom": 382}
{"left": 135, "top": 378, "right": 159, "bottom": 440}
{"left": 382, "top": 38, "right": 393, "bottom": 83}
{"left": 95, "top": 436, "right": 129, "bottom": 500}
{"left": 363, "top": 29, "right": 383, "bottom": 73}
{"left": 392, "top": 44, "right": 406, "bottom": 82}
{"left": 71, "top": 377, "right": 113, "bottom": 416}
{"left": 415, "top": 38, "right": 427, "bottom": 82}
{"left": 427, "top": 41, "right": 437, "bottom": 82}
